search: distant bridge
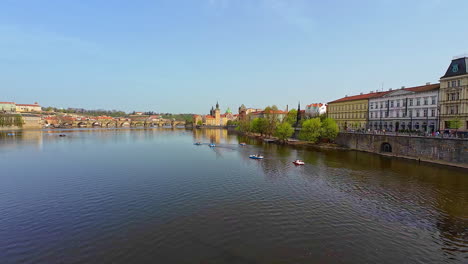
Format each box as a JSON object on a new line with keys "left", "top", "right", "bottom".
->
{"left": 52, "top": 118, "right": 186, "bottom": 128}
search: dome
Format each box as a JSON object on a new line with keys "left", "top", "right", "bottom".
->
{"left": 225, "top": 107, "right": 232, "bottom": 114}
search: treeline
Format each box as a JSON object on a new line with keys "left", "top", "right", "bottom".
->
{"left": 0, "top": 114, "right": 24, "bottom": 127}
{"left": 43, "top": 107, "right": 127, "bottom": 117}
{"left": 235, "top": 106, "right": 339, "bottom": 143}
{"left": 159, "top": 114, "right": 194, "bottom": 123}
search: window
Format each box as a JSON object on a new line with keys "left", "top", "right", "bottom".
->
{"left": 448, "top": 82, "right": 451, "bottom": 88}
{"left": 431, "top": 97, "right": 436, "bottom": 104}
{"left": 416, "top": 98, "right": 421, "bottom": 106}
{"left": 385, "top": 112, "right": 389, "bottom": 118}
{"left": 452, "top": 80, "right": 456, "bottom": 87}
{"left": 458, "top": 80, "right": 461, "bottom": 87}
{"left": 409, "top": 99, "right": 413, "bottom": 106}
{"left": 423, "top": 109, "right": 428, "bottom": 117}
{"left": 409, "top": 109, "right": 412, "bottom": 116}
{"left": 380, "top": 102, "right": 383, "bottom": 109}
{"left": 423, "top": 98, "right": 428, "bottom": 105}
{"left": 390, "top": 101, "right": 394, "bottom": 108}
{"left": 396, "top": 111, "right": 399, "bottom": 117}
{"left": 397, "top": 100, "right": 400, "bottom": 107}
{"left": 370, "top": 103, "right": 373, "bottom": 109}
{"left": 416, "top": 110, "right": 420, "bottom": 117}
{"left": 431, "top": 109, "right": 435, "bottom": 117}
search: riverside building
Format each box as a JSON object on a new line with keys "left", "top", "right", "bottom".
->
{"left": 327, "top": 91, "right": 389, "bottom": 131}
{"left": 439, "top": 55, "right": 468, "bottom": 131}
{"left": 368, "top": 83, "right": 440, "bottom": 132}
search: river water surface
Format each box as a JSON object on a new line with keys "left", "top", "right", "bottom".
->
{"left": 0, "top": 128, "right": 467, "bottom": 263}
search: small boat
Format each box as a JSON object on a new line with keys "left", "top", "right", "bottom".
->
{"left": 194, "top": 142, "right": 202, "bottom": 145}
{"left": 249, "top": 154, "right": 264, "bottom": 159}
{"left": 59, "top": 134, "right": 67, "bottom": 137}
{"left": 293, "top": 160, "right": 305, "bottom": 165}
{"left": 209, "top": 143, "right": 216, "bottom": 147}
{"left": 239, "top": 142, "right": 247, "bottom": 146}
{"left": 7, "top": 133, "right": 15, "bottom": 136}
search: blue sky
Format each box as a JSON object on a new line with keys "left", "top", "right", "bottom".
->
{"left": 1, "top": 0, "right": 467, "bottom": 113}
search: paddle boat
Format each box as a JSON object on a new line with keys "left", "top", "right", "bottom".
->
{"left": 59, "top": 134, "right": 67, "bottom": 137}
{"left": 194, "top": 142, "right": 202, "bottom": 145}
{"left": 239, "top": 142, "right": 247, "bottom": 146}
{"left": 7, "top": 133, "right": 15, "bottom": 136}
{"left": 292, "top": 160, "right": 305, "bottom": 165}
{"left": 249, "top": 154, "right": 264, "bottom": 160}
{"left": 209, "top": 143, "right": 216, "bottom": 147}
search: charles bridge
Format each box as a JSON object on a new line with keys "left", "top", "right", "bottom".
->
{"left": 45, "top": 116, "right": 187, "bottom": 128}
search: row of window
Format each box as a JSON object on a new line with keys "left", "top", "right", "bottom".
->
{"left": 370, "top": 97, "right": 437, "bottom": 109}
{"left": 447, "top": 105, "right": 459, "bottom": 115}
{"left": 330, "top": 113, "right": 366, "bottom": 119}
{"left": 370, "top": 108, "right": 436, "bottom": 118}
{"left": 369, "top": 121, "right": 435, "bottom": 130}
{"left": 328, "top": 104, "right": 367, "bottom": 112}
{"left": 447, "top": 79, "right": 462, "bottom": 88}
{"left": 447, "top": 92, "right": 460, "bottom": 101}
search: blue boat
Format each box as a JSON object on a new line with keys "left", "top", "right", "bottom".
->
{"left": 194, "top": 142, "right": 202, "bottom": 145}
{"left": 239, "top": 142, "right": 247, "bottom": 146}
{"left": 249, "top": 155, "right": 264, "bottom": 159}
{"left": 209, "top": 143, "right": 216, "bottom": 147}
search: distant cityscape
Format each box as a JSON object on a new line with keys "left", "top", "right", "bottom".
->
{"left": 0, "top": 55, "right": 467, "bottom": 132}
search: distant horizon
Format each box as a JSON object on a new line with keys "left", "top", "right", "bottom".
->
{"left": 1, "top": 0, "right": 467, "bottom": 113}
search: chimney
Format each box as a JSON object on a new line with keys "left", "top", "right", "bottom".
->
{"left": 426, "top": 82, "right": 431, "bottom": 85}
{"left": 370, "top": 90, "right": 374, "bottom": 93}
{"left": 345, "top": 95, "right": 348, "bottom": 97}
{"left": 401, "top": 86, "right": 405, "bottom": 89}
{"left": 360, "top": 92, "right": 363, "bottom": 95}
{"left": 389, "top": 88, "right": 393, "bottom": 91}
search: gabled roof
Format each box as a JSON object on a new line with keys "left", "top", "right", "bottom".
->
{"left": 328, "top": 91, "right": 390, "bottom": 104}
{"left": 441, "top": 57, "right": 468, "bottom": 79}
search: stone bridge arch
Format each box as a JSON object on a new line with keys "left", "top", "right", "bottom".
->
{"left": 381, "top": 142, "right": 392, "bottom": 153}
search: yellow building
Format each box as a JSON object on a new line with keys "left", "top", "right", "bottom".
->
{"left": 194, "top": 102, "right": 235, "bottom": 127}
{"left": 439, "top": 56, "right": 468, "bottom": 131}
{"left": 16, "top": 102, "right": 42, "bottom": 112}
{"left": 328, "top": 91, "right": 389, "bottom": 131}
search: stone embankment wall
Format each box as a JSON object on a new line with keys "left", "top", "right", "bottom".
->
{"left": 335, "top": 133, "right": 468, "bottom": 168}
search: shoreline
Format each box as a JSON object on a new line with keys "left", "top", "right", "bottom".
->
{"left": 232, "top": 130, "right": 468, "bottom": 170}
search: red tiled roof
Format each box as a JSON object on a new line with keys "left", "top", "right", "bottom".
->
{"left": 306, "top": 103, "right": 324, "bottom": 108}
{"left": 0, "top": 102, "right": 15, "bottom": 104}
{"left": 403, "top": 83, "right": 440, "bottom": 93}
{"left": 328, "top": 91, "right": 391, "bottom": 104}
{"left": 205, "top": 115, "right": 215, "bottom": 119}
{"left": 17, "top": 104, "right": 40, "bottom": 107}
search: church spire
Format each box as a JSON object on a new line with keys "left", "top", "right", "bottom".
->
{"left": 216, "top": 101, "right": 219, "bottom": 110}
{"left": 296, "top": 102, "right": 301, "bottom": 127}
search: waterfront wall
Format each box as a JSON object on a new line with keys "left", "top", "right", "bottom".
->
{"left": 335, "top": 133, "right": 468, "bottom": 167}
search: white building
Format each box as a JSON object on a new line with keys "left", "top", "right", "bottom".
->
{"left": 305, "top": 103, "right": 327, "bottom": 117}
{"left": 368, "top": 83, "right": 440, "bottom": 132}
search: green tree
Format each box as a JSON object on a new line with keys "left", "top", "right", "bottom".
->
{"left": 275, "top": 122, "right": 294, "bottom": 143}
{"left": 237, "top": 119, "right": 251, "bottom": 133}
{"left": 448, "top": 119, "right": 462, "bottom": 131}
{"left": 285, "top": 109, "right": 297, "bottom": 125}
{"left": 263, "top": 105, "right": 280, "bottom": 136}
{"left": 321, "top": 118, "right": 339, "bottom": 141}
{"left": 197, "top": 120, "right": 203, "bottom": 126}
{"left": 251, "top": 118, "right": 268, "bottom": 136}
{"left": 299, "top": 118, "right": 322, "bottom": 143}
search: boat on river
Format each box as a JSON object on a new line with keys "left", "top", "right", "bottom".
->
{"left": 209, "top": 143, "right": 216, "bottom": 147}
{"left": 293, "top": 160, "right": 305, "bottom": 165}
{"left": 194, "top": 142, "right": 202, "bottom": 145}
{"left": 249, "top": 154, "right": 264, "bottom": 159}
{"left": 239, "top": 142, "right": 247, "bottom": 146}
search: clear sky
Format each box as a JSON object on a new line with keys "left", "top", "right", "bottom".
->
{"left": 1, "top": 0, "right": 467, "bottom": 114}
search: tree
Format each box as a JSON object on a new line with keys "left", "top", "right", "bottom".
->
{"left": 251, "top": 118, "right": 268, "bottom": 136}
{"left": 197, "top": 120, "right": 203, "bottom": 126}
{"left": 285, "top": 109, "right": 297, "bottom": 125}
{"left": 448, "top": 119, "right": 462, "bottom": 131}
{"left": 275, "top": 122, "right": 294, "bottom": 143}
{"left": 321, "top": 118, "right": 339, "bottom": 141}
{"left": 237, "top": 119, "right": 251, "bottom": 133}
{"left": 299, "top": 118, "right": 322, "bottom": 143}
{"left": 263, "top": 105, "right": 280, "bottom": 136}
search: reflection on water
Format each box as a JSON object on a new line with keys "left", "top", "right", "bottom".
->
{"left": 0, "top": 128, "right": 466, "bottom": 263}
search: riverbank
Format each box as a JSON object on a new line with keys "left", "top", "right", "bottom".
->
{"left": 233, "top": 130, "right": 468, "bottom": 170}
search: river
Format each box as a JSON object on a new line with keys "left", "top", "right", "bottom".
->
{"left": 0, "top": 128, "right": 467, "bottom": 263}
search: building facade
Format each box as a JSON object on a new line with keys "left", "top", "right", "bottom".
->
{"left": 16, "top": 102, "right": 42, "bottom": 112}
{"left": 0, "top": 102, "right": 16, "bottom": 112}
{"left": 328, "top": 91, "right": 389, "bottom": 131}
{"left": 305, "top": 103, "right": 327, "bottom": 117}
{"left": 368, "top": 84, "right": 440, "bottom": 132}
{"left": 194, "top": 102, "right": 235, "bottom": 126}
{"left": 439, "top": 56, "right": 468, "bottom": 131}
